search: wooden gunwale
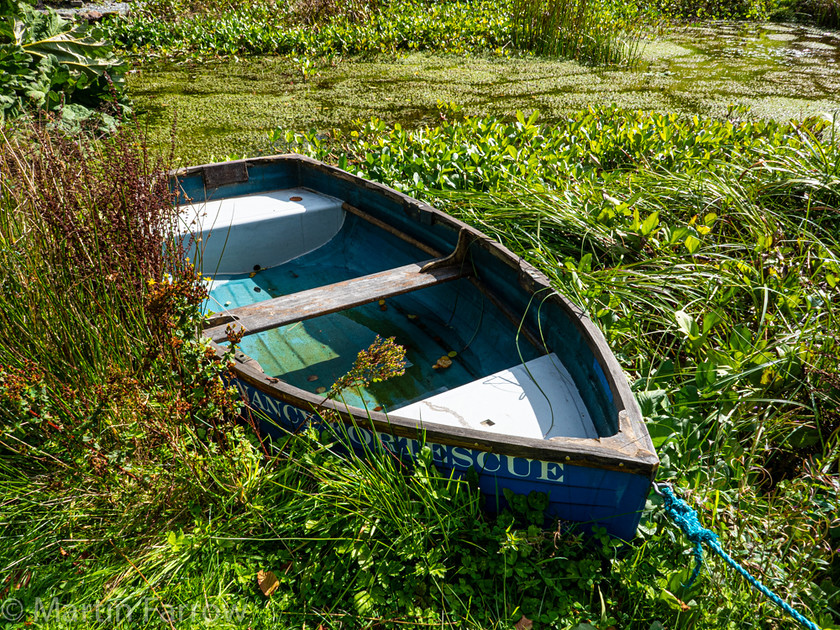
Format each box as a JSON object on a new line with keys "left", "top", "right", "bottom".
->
{"left": 177, "top": 155, "right": 658, "bottom": 480}
{"left": 220, "top": 343, "right": 658, "bottom": 476}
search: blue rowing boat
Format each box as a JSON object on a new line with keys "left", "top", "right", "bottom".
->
{"left": 175, "top": 155, "right": 658, "bottom": 539}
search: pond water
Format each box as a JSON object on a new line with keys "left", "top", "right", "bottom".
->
{"left": 129, "top": 21, "right": 840, "bottom": 164}
{"left": 635, "top": 22, "right": 840, "bottom": 117}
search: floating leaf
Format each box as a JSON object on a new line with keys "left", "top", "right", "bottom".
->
{"left": 256, "top": 570, "right": 279, "bottom": 597}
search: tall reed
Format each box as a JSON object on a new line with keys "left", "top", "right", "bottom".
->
{"left": 804, "top": 0, "right": 840, "bottom": 30}
{"left": 510, "top": 0, "right": 647, "bottom": 65}
{"left": 0, "top": 123, "right": 179, "bottom": 385}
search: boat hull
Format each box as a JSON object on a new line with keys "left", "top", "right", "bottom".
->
{"left": 174, "top": 154, "right": 659, "bottom": 540}
{"left": 238, "top": 376, "right": 653, "bottom": 539}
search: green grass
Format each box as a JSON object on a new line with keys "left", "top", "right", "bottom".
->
{"left": 511, "top": 0, "right": 648, "bottom": 65}
{"left": 281, "top": 104, "right": 840, "bottom": 627}
{"left": 2, "top": 106, "right": 838, "bottom": 629}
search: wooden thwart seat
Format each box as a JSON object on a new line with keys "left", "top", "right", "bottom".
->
{"left": 203, "top": 259, "right": 469, "bottom": 343}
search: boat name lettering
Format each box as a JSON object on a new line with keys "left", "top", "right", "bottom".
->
{"left": 237, "top": 382, "right": 310, "bottom": 427}
{"left": 343, "top": 422, "right": 564, "bottom": 483}
{"left": 241, "top": 385, "right": 564, "bottom": 483}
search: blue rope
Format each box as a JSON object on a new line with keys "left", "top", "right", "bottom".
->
{"left": 657, "top": 484, "right": 822, "bottom": 630}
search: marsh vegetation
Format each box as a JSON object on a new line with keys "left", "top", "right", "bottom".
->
{"left": 1, "top": 0, "right": 839, "bottom": 628}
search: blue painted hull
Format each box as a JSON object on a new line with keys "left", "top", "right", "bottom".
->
{"left": 239, "top": 379, "right": 652, "bottom": 539}
{"left": 175, "top": 155, "right": 659, "bottom": 540}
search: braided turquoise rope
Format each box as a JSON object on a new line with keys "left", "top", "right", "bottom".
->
{"left": 658, "top": 484, "right": 822, "bottom": 630}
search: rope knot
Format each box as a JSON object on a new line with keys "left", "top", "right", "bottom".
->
{"left": 659, "top": 485, "right": 716, "bottom": 587}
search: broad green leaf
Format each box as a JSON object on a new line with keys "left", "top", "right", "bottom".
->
{"left": 675, "top": 310, "right": 699, "bottom": 339}
{"left": 636, "top": 388, "right": 668, "bottom": 416}
{"left": 640, "top": 211, "right": 660, "bottom": 237}
{"left": 702, "top": 310, "right": 723, "bottom": 334}
{"left": 684, "top": 234, "right": 701, "bottom": 254}
{"left": 695, "top": 359, "right": 717, "bottom": 389}
{"left": 729, "top": 324, "right": 753, "bottom": 355}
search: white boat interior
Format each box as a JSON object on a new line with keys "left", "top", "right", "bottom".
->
{"left": 182, "top": 187, "right": 600, "bottom": 441}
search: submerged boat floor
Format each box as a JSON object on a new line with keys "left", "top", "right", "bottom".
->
{"left": 201, "top": 188, "right": 598, "bottom": 440}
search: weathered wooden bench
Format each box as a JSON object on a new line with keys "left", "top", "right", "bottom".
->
{"left": 202, "top": 258, "right": 470, "bottom": 343}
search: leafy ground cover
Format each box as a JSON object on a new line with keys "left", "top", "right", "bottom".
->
{"left": 103, "top": 0, "right": 837, "bottom": 67}
{"left": 107, "top": 0, "right": 649, "bottom": 66}
{"left": 0, "top": 0, "right": 127, "bottom": 124}
{"left": 1, "top": 105, "right": 838, "bottom": 629}
{"left": 279, "top": 104, "right": 840, "bottom": 627}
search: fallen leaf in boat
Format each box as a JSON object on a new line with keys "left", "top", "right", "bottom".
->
{"left": 379, "top": 299, "right": 387, "bottom": 311}
{"left": 434, "top": 356, "right": 452, "bottom": 369}
{"left": 249, "top": 272, "right": 256, "bottom": 278}
{"left": 374, "top": 406, "right": 383, "bottom": 412}
{"left": 407, "top": 313, "right": 417, "bottom": 320}
{"left": 316, "top": 386, "right": 326, "bottom": 394}
{"left": 256, "top": 570, "right": 279, "bottom": 597}
{"left": 290, "top": 196, "right": 303, "bottom": 201}
{"left": 266, "top": 377, "right": 280, "bottom": 383}
{"left": 514, "top": 615, "right": 533, "bottom": 630}
{"left": 448, "top": 351, "right": 457, "bottom": 358}
{"left": 307, "top": 375, "right": 318, "bottom": 382}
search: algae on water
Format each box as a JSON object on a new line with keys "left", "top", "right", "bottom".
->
{"left": 128, "top": 23, "right": 840, "bottom": 165}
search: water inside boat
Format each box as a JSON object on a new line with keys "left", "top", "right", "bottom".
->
{"left": 185, "top": 187, "right": 599, "bottom": 440}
